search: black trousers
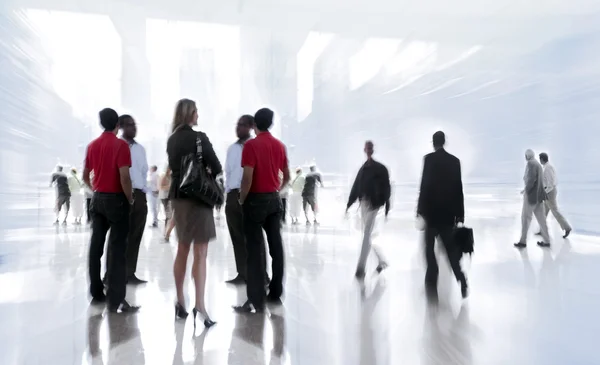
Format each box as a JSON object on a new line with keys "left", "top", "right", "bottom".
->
{"left": 106, "top": 189, "right": 147, "bottom": 279}
{"left": 243, "top": 192, "right": 285, "bottom": 308}
{"left": 89, "top": 193, "right": 130, "bottom": 306}
{"left": 424, "top": 224, "right": 465, "bottom": 287}
{"left": 281, "top": 198, "right": 287, "bottom": 222}
{"left": 126, "top": 190, "right": 148, "bottom": 277}
{"left": 86, "top": 198, "right": 92, "bottom": 222}
{"left": 225, "top": 190, "right": 247, "bottom": 279}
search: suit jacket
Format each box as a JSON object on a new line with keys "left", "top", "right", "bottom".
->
{"left": 524, "top": 159, "right": 546, "bottom": 205}
{"left": 417, "top": 148, "right": 464, "bottom": 226}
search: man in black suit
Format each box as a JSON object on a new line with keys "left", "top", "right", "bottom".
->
{"left": 417, "top": 131, "right": 468, "bottom": 299}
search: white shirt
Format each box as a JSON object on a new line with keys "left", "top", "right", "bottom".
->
{"left": 128, "top": 141, "right": 149, "bottom": 192}
{"left": 543, "top": 162, "right": 558, "bottom": 193}
{"left": 148, "top": 171, "right": 159, "bottom": 192}
{"left": 225, "top": 141, "right": 245, "bottom": 193}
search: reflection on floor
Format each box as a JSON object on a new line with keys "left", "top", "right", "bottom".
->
{"left": 1, "top": 200, "right": 600, "bottom": 365}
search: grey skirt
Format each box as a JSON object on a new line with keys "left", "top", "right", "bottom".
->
{"left": 172, "top": 199, "right": 216, "bottom": 243}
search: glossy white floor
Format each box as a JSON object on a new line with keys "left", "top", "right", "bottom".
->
{"left": 1, "top": 192, "right": 599, "bottom": 365}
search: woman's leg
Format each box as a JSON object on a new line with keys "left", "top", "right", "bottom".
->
{"left": 165, "top": 214, "right": 176, "bottom": 239}
{"left": 174, "top": 242, "right": 191, "bottom": 305}
{"left": 191, "top": 242, "right": 209, "bottom": 312}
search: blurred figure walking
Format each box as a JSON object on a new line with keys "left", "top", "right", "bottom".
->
{"left": 68, "top": 168, "right": 84, "bottom": 225}
{"left": 289, "top": 168, "right": 305, "bottom": 225}
{"left": 50, "top": 165, "right": 71, "bottom": 225}
{"left": 515, "top": 149, "right": 551, "bottom": 248}
{"left": 346, "top": 141, "right": 391, "bottom": 279}
{"left": 302, "top": 165, "right": 323, "bottom": 225}
{"left": 538, "top": 152, "right": 572, "bottom": 238}
{"left": 159, "top": 167, "right": 175, "bottom": 241}
{"left": 417, "top": 131, "right": 468, "bottom": 299}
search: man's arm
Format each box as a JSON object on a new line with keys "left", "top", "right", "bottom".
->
{"left": 416, "top": 156, "right": 430, "bottom": 216}
{"left": 239, "top": 166, "right": 253, "bottom": 204}
{"left": 455, "top": 160, "right": 465, "bottom": 223}
{"left": 346, "top": 168, "right": 362, "bottom": 211}
{"left": 119, "top": 167, "right": 134, "bottom": 204}
{"left": 83, "top": 168, "right": 92, "bottom": 190}
{"left": 545, "top": 165, "right": 556, "bottom": 193}
{"left": 383, "top": 165, "right": 392, "bottom": 217}
{"left": 141, "top": 146, "right": 149, "bottom": 191}
{"left": 524, "top": 162, "right": 536, "bottom": 195}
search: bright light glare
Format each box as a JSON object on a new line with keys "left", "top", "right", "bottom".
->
{"left": 25, "top": 10, "right": 121, "bottom": 122}
{"left": 297, "top": 32, "right": 334, "bottom": 121}
{"left": 349, "top": 38, "right": 402, "bottom": 90}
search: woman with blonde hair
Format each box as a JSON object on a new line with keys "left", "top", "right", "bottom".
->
{"left": 166, "top": 99, "right": 222, "bottom": 327}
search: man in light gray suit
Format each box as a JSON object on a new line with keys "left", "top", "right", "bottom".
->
{"left": 514, "top": 149, "right": 551, "bottom": 248}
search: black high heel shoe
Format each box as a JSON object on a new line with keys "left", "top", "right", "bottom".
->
{"left": 192, "top": 308, "right": 216, "bottom": 328}
{"left": 175, "top": 302, "right": 189, "bottom": 319}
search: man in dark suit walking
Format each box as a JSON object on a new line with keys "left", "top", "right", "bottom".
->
{"left": 417, "top": 131, "right": 468, "bottom": 299}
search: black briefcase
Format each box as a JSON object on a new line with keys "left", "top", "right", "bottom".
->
{"left": 454, "top": 226, "right": 474, "bottom": 256}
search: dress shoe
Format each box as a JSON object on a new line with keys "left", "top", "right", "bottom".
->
{"left": 534, "top": 231, "right": 542, "bottom": 236}
{"left": 563, "top": 229, "right": 571, "bottom": 239}
{"left": 233, "top": 300, "right": 264, "bottom": 313}
{"left": 513, "top": 242, "right": 527, "bottom": 249}
{"left": 108, "top": 300, "right": 140, "bottom": 313}
{"left": 127, "top": 275, "right": 147, "bottom": 285}
{"left": 91, "top": 294, "right": 106, "bottom": 304}
{"left": 376, "top": 262, "right": 389, "bottom": 274}
{"left": 225, "top": 276, "right": 246, "bottom": 285}
{"left": 355, "top": 270, "right": 366, "bottom": 280}
{"left": 537, "top": 241, "right": 551, "bottom": 248}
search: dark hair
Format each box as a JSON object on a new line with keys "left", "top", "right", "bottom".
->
{"left": 254, "top": 108, "right": 274, "bottom": 131}
{"left": 239, "top": 114, "right": 255, "bottom": 127}
{"left": 118, "top": 114, "right": 133, "bottom": 126}
{"left": 365, "top": 140, "right": 374, "bottom": 148}
{"left": 432, "top": 131, "right": 445, "bottom": 147}
{"left": 99, "top": 108, "right": 119, "bottom": 131}
{"left": 539, "top": 152, "right": 549, "bottom": 163}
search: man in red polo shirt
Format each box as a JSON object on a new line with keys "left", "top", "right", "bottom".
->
{"left": 83, "top": 108, "right": 139, "bottom": 313}
{"left": 235, "top": 108, "right": 290, "bottom": 312}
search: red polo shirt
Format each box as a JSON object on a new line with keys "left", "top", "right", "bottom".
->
{"left": 241, "top": 132, "right": 288, "bottom": 193}
{"left": 85, "top": 132, "right": 132, "bottom": 193}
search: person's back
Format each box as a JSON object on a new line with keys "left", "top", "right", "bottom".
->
{"left": 243, "top": 133, "right": 287, "bottom": 193}
{"left": 525, "top": 158, "right": 545, "bottom": 205}
{"left": 68, "top": 174, "right": 82, "bottom": 194}
{"left": 420, "top": 149, "right": 463, "bottom": 226}
{"left": 52, "top": 171, "right": 70, "bottom": 196}
{"left": 87, "top": 134, "right": 130, "bottom": 193}
{"left": 302, "top": 172, "right": 321, "bottom": 197}
{"left": 292, "top": 174, "right": 305, "bottom": 193}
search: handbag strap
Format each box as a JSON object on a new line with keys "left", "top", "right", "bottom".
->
{"left": 195, "top": 134, "right": 204, "bottom": 163}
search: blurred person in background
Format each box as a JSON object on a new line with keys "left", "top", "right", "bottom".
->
{"left": 148, "top": 165, "right": 160, "bottom": 228}
{"left": 537, "top": 152, "right": 572, "bottom": 238}
{"left": 84, "top": 172, "right": 94, "bottom": 224}
{"left": 68, "top": 167, "right": 84, "bottom": 225}
{"left": 289, "top": 167, "right": 305, "bottom": 225}
{"left": 167, "top": 99, "right": 221, "bottom": 327}
{"left": 224, "top": 115, "right": 254, "bottom": 285}
{"left": 417, "top": 131, "right": 468, "bottom": 299}
{"left": 346, "top": 141, "right": 390, "bottom": 279}
{"left": 302, "top": 165, "right": 323, "bottom": 226}
{"left": 159, "top": 167, "right": 175, "bottom": 241}
{"left": 50, "top": 165, "right": 71, "bottom": 225}
{"left": 84, "top": 107, "right": 138, "bottom": 313}
{"left": 279, "top": 171, "right": 290, "bottom": 224}
{"left": 515, "top": 149, "right": 551, "bottom": 248}
{"left": 235, "top": 108, "right": 289, "bottom": 312}
{"left": 215, "top": 175, "right": 225, "bottom": 220}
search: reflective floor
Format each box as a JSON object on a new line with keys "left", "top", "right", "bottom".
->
{"left": 1, "top": 191, "right": 600, "bottom": 365}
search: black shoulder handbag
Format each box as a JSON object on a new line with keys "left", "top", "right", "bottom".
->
{"left": 453, "top": 226, "right": 474, "bottom": 256}
{"left": 179, "top": 133, "right": 224, "bottom": 207}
